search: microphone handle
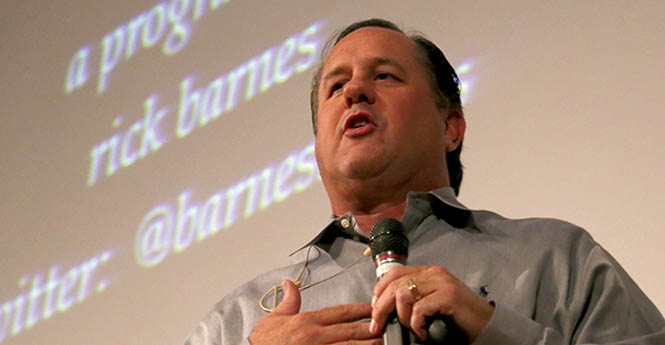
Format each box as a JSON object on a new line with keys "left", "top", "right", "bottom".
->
{"left": 383, "top": 313, "right": 409, "bottom": 345}
{"left": 376, "top": 264, "right": 464, "bottom": 344}
{"left": 424, "top": 315, "right": 468, "bottom": 345}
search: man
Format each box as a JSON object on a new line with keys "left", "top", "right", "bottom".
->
{"left": 185, "top": 19, "right": 665, "bottom": 345}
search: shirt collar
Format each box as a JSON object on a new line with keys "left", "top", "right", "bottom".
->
{"left": 428, "top": 186, "right": 475, "bottom": 229}
{"left": 291, "top": 186, "right": 475, "bottom": 256}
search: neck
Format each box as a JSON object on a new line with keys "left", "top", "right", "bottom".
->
{"left": 351, "top": 201, "right": 408, "bottom": 235}
{"left": 327, "top": 178, "right": 418, "bottom": 235}
{"left": 324, "top": 168, "right": 450, "bottom": 235}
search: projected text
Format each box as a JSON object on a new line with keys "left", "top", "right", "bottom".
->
{"left": 86, "top": 21, "right": 323, "bottom": 186}
{"left": 0, "top": 249, "right": 114, "bottom": 342}
{"left": 135, "top": 141, "right": 320, "bottom": 268}
{"left": 65, "top": 0, "right": 231, "bottom": 95}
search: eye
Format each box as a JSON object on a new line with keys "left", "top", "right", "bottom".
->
{"left": 376, "top": 72, "right": 398, "bottom": 81}
{"left": 376, "top": 72, "right": 391, "bottom": 80}
{"left": 329, "top": 81, "right": 345, "bottom": 96}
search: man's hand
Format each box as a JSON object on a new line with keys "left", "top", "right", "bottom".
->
{"left": 249, "top": 280, "right": 381, "bottom": 345}
{"left": 370, "top": 266, "right": 494, "bottom": 342}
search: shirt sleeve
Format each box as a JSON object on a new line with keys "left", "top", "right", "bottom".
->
{"left": 183, "top": 310, "right": 253, "bottom": 345}
{"left": 473, "top": 245, "right": 665, "bottom": 345}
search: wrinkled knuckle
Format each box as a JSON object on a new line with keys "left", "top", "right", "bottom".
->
{"left": 395, "top": 288, "right": 410, "bottom": 304}
{"left": 389, "top": 280, "right": 401, "bottom": 294}
{"left": 412, "top": 302, "right": 424, "bottom": 316}
{"left": 427, "top": 265, "right": 447, "bottom": 275}
{"left": 337, "top": 304, "right": 351, "bottom": 318}
{"left": 343, "top": 322, "right": 363, "bottom": 339}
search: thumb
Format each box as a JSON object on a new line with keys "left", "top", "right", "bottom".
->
{"left": 273, "top": 280, "right": 301, "bottom": 315}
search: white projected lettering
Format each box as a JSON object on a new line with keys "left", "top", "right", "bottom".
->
{"left": 86, "top": 96, "right": 169, "bottom": 186}
{"left": 0, "top": 250, "right": 113, "bottom": 343}
{"left": 64, "top": 0, "right": 231, "bottom": 95}
{"left": 86, "top": 21, "right": 323, "bottom": 186}
{"left": 134, "top": 140, "right": 320, "bottom": 268}
{"left": 176, "top": 22, "right": 322, "bottom": 138}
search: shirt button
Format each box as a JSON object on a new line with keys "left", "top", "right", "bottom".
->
{"left": 341, "top": 218, "right": 350, "bottom": 228}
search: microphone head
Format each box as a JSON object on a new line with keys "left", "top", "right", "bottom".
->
{"left": 369, "top": 218, "right": 409, "bottom": 258}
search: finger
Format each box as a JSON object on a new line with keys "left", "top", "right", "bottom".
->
{"left": 370, "top": 278, "right": 400, "bottom": 334}
{"left": 411, "top": 301, "right": 436, "bottom": 340}
{"left": 373, "top": 271, "right": 443, "bottom": 335}
{"left": 313, "top": 302, "right": 373, "bottom": 325}
{"left": 410, "top": 292, "right": 453, "bottom": 341}
{"left": 372, "top": 266, "right": 418, "bottom": 306}
{"left": 330, "top": 337, "right": 383, "bottom": 345}
{"left": 272, "top": 280, "right": 301, "bottom": 315}
{"left": 395, "top": 279, "right": 416, "bottom": 330}
{"left": 412, "top": 284, "right": 495, "bottom": 343}
{"left": 374, "top": 265, "right": 454, "bottom": 301}
{"left": 318, "top": 321, "right": 377, "bottom": 344}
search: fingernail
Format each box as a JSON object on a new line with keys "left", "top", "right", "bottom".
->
{"left": 371, "top": 295, "right": 376, "bottom": 307}
{"left": 369, "top": 319, "right": 377, "bottom": 334}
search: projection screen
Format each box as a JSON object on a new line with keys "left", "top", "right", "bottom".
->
{"left": 1, "top": 1, "right": 663, "bottom": 344}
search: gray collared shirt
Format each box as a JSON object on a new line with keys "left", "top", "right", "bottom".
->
{"left": 184, "top": 187, "right": 665, "bottom": 344}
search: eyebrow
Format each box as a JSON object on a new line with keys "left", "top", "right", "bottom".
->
{"left": 321, "top": 57, "right": 407, "bottom": 84}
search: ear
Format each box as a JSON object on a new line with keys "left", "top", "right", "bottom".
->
{"left": 444, "top": 109, "right": 466, "bottom": 152}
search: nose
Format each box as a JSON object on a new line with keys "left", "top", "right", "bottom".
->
{"left": 343, "top": 79, "right": 375, "bottom": 107}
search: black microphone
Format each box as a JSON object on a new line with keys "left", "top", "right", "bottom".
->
{"left": 369, "top": 218, "right": 409, "bottom": 345}
{"left": 369, "top": 218, "right": 467, "bottom": 345}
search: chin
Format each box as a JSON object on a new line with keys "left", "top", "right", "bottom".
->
{"left": 340, "top": 156, "right": 388, "bottom": 180}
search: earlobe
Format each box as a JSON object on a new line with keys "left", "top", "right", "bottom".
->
{"left": 445, "top": 110, "right": 466, "bottom": 152}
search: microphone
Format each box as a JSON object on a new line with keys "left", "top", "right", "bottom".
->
{"left": 369, "top": 218, "right": 409, "bottom": 345}
{"left": 369, "top": 218, "right": 467, "bottom": 345}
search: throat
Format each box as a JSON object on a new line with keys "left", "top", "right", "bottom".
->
{"left": 351, "top": 201, "right": 408, "bottom": 235}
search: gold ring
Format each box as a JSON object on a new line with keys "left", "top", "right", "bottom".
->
{"left": 406, "top": 278, "right": 422, "bottom": 301}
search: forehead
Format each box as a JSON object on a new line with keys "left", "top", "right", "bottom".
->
{"left": 322, "top": 27, "right": 424, "bottom": 74}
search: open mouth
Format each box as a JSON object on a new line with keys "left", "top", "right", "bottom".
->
{"left": 344, "top": 112, "right": 372, "bottom": 131}
{"left": 349, "top": 118, "right": 369, "bottom": 128}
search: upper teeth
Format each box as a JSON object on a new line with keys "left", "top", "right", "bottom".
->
{"left": 352, "top": 120, "right": 368, "bottom": 128}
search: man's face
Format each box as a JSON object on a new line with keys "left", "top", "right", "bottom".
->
{"left": 315, "top": 27, "right": 458, "bottom": 191}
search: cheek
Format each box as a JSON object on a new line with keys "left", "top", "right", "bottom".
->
{"left": 397, "top": 105, "right": 446, "bottom": 144}
{"left": 314, "top": 137, "right": 331, "bottom": 171}
{"left": 316, "top": 102, "right": 339, "bottom": 133}
{"left": 316, "top": 118, "right": 335, "bottom": 146}
{"left": 314, "top": 114, "right": 337, "bottom": 158}
{"left": 394, "top": 102, "right": 436, "bottom": 131}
